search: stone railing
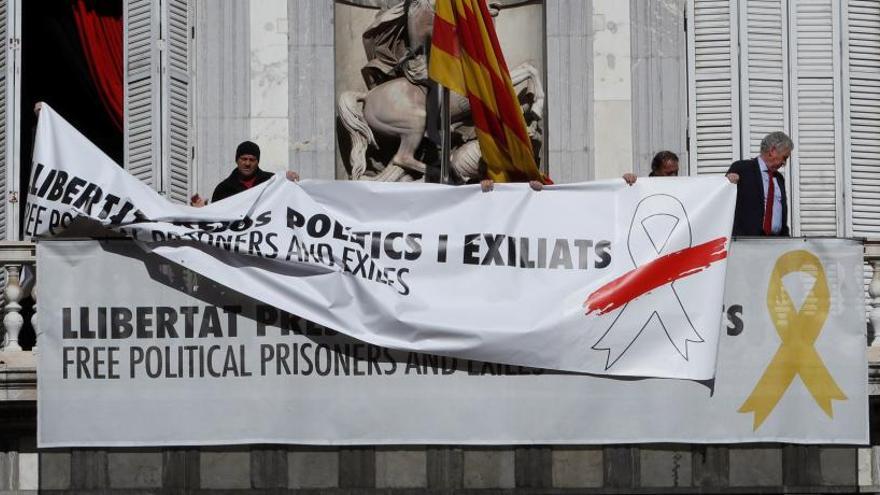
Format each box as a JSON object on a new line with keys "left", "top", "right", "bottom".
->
{"left": 867, "top": 240, "right": 880, "bottom": 393}
{"left": 0, "top": 241, "right": 37, "bottom": 401}
{"left": 0, "top": 241, "right": 36, "bottom": 351}
{"left": 0, "top": 239, "right": 875, "bottom": 381}
{"left": 0, "top": 239, "right": 874, "bottom": 491}
{"left": 868, "top": 240, "right": 880, "bottom": 345}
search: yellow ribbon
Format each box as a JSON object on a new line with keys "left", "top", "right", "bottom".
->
{"left": 738, "top": 249, "right": 846, "bottom": 430}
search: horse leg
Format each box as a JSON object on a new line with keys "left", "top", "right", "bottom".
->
{"left": 447, "top": 66, "right": 543, "bottom": 124}
{"left": 509, "top": 63, "right": 545, "bottom": 119}
{"left": 370, "top": 164, "right": 410, "bottom": 182}
{"left": 391, "top": 132, "right": 428, "bottom": 174}
{"left": 361, "top": 79, "right": 430, "bottom": 179}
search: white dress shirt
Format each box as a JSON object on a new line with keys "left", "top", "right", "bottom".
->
{"left": 757, "top": 156, "right": 783, "bottom": 234}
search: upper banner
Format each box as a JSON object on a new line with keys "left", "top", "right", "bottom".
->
{"left": 25, "top": 104, "right": 735, "bottom": 380}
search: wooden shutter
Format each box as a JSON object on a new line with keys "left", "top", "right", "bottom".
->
{"left": 687, "top": 0, "right": 740, "bottom": 175}
{"left": 124, "top": 0, "right": 191, "bottom": 202}
{"left": 0, "top": 0, "right": 7, "bottom": 240}
{"left": 0, "top": 0, "right": 19, "bottom": 240}
{"left": 124, "top": 0, "right": 161, "bottom": 188}
{"left": 739, "top": 0, "right": 789, "bottom": 157}
{"left": 0, "top": 0, "right": 10, "bottom": 240}
{"left": 843, "top": 0, "right": 880, "bottom": 238}
{"left": 162, "top": 0, "right": 191, "bottom": 203}
{"left": 788, "top": 0, "right": 843, "bottom": 236}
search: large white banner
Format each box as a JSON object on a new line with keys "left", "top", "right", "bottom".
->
{"left": 25, "top": 104, "right": 736, "bottom": 380}
{"left": 37, "top": 238, "right": 866, "bottom": 446}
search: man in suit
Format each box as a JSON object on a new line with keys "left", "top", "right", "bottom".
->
{"left": 726, "top": 131, "right": 793, "bottom": 237}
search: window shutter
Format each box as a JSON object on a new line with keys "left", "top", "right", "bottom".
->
{"left": 124, "top": 0, "right": 161, "bottom": 189}
{"left": 0, "top": 0, "right": 19, "bottom": 240}
{"left": 788, "top": 0, "right": 843, "bottom": 236}
{"left": 843, "top": 0, "right": 880, "bottom": 238}
{"left": 739, "top": 0, "right": 790, "bottom": 157}
{"left": 0, "top": 0, "right": 10, "bottom": 240}
{"left": 687, "top": 0, "right": 741, "bottom": 175}
{"left": 124, "top": 0, "right": 191, "bottom": 203}
{"left": 162, "top": 0, "right": 191, "bottom": 204}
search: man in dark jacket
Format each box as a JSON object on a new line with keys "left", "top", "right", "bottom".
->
{"left": 622, "top": 150, "right": 681, "bottom": 184}
{"left": 726, "top": 131, "right": 793, "bottom": 237}
{"left": 191, "top": 141, "right": 299, "bottom": 206}
{"left": 211, "top": 141, "right": 274, "bottom": 202}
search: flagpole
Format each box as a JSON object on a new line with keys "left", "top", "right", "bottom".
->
{"left": 440, "top": 87, "right": 451, "bottom": 184}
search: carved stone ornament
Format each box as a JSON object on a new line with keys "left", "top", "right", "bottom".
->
{"left": 336, "top": 0, "right": 545, "bottom": 183}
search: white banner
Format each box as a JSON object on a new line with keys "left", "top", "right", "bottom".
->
{"left": 37, "top": 238, "right": 867, "bottom": 446}
{"left": 26, "top": 103, "right": 735, "bottom": 379}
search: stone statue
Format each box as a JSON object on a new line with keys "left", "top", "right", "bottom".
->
{"left": 337, "top": 0, "right": 545, "bottom": 183}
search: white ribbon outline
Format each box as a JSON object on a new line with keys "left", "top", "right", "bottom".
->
{"left": 591, "top": 194, "right": 705, "bottom": 370}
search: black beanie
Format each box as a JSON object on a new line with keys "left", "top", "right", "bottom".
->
{"left": 235, "top": 141, "right": 260, "bottom": 161}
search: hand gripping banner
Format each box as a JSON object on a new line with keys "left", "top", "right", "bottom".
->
{"left": 738, "top": 250, "right": 847, "bottom": 429}
{"left": 585, "top": 194, "right": 728, "bottom": 369}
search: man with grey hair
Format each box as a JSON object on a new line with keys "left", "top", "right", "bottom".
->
{"left": 726, "top": 131, "right": 793, "bottom": 236}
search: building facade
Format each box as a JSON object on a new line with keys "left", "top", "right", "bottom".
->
{"left": 0, "top": 0, "right": 877, "bottom": 492}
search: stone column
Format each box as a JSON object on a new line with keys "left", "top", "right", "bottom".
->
{"left": 29, "top": 279, "right": 37, "bottom": 352}
{"left": 868, "top": 242, "right": 880, "bottom": 345}
{"left": 547, "top": 0, "right": 595, "bottom": 183}
{"left": 288, "top": 0, "right": 334, "bottom": 179}
{"left": 250, "top": 0, "right": 290, "bottom": 173}
{"left": 2, "top": 265, "right": 23, "bottom": 351}
{"left": 0, "top": 243, "right": 36, "bottom": 352}
{"left": 592, "top": 0, "right": 633, "bottom": 180}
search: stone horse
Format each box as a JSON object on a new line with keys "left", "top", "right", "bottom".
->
{"left": 337, "top": 0, "right": 545, "bottom": 182}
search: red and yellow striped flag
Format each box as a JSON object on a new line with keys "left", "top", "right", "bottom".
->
{"left": 428, "top": 0, "right": 547, "bottom": 183}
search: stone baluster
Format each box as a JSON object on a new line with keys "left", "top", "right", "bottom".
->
{"left": 866, "top": 240, "right": 880, "bottom": 349}
{"left": 30, "top": 277, "right": 37, "bottom": 352}
{"left": 2, "top": 265, "right": 23, "bottom": 351}
{"left": 871, "top": 256, "right": 880, "bottom": 344}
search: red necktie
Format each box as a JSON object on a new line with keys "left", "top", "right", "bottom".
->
{"left": 763, "top": 171, "right": 774, "bottom": 235}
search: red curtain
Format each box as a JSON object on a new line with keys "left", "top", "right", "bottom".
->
{"left": 72, "top": 0, "right": 123, "bottom": 132}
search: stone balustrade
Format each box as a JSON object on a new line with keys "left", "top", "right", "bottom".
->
{"left": 0, "top": 241, "right": 37, "bottom": 403}
{"left": 0, "top": 238, "right": 875, "bottom": 368}
{"left": 0, "top": 239, "right": 874, "bottom": 491}
{"left": 0, "top": 242, "right": 36, "bottom": 352}
{"left": 868, "top": 240, "right": 880, "bottom": 348}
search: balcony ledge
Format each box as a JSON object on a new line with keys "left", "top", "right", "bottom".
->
{"left": 0, "top": 350, "right": 36, "bottom": 401}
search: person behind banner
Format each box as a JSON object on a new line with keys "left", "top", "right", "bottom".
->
{"left": 622, "top": 151, "right": 740, "bottom": 186}
{"left": 190, "top": 141, "right": 299, "bottom": 207}
{"left": 480, "top": 177, "right": 544, "bottom": 192}
{"left": 727, "top": 131, "right": 792, "bottom": 237}
{"left": 478, "top": 161, "right": 545, "bottom": 192}
{"left": 622, "top": 150, "right": 680, "bottom": 185}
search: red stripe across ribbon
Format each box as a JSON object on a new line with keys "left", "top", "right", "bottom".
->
{"left": 584, "top": 237, "right": 729, "bottom": 316}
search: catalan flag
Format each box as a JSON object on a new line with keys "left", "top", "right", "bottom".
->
{"left": 428, "top": 0, "right": 547, "bottom": 183}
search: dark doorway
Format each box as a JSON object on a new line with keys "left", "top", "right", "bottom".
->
{"left": 19, "top": 0, "right": 123, "bottom": 229}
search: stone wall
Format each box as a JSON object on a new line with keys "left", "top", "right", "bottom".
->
{"left": 0, "top": 357, "right": 875, "bottom": 492}
{"left": 0, "top": 368, "right": 874, "bottom": 492}
{"left": 0, "top": 438, "right": 867, "bottom": 492}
